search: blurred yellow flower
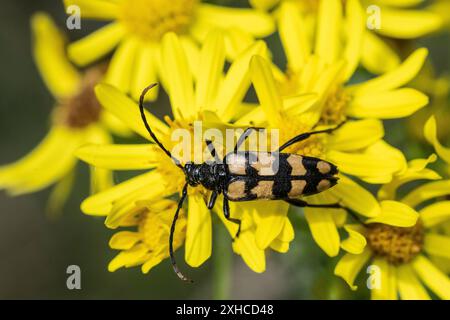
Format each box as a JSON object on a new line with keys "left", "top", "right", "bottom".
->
{"left": 76, "top": 32, "right": 293, "bottom": 275}
{"left": 235, "top": 0, "right": 430, "bottom": 257}
{"left": 250, "top": 0, "right": 444, "bottom": 74}
{"left": 335, "top": 157, "right": 450, "bottom": 300}
{"left": 63, "top": 0, "right": 275, "bottom": 101}
{"left": 0, "top": 13, "right": 126, "bottom": 214}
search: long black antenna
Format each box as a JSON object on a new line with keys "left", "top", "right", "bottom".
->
{"left": 139, "top": 84, "right": 183, "bottom": 169}
{"left": 170, "top": 183, "right": 193, "bottom": 282}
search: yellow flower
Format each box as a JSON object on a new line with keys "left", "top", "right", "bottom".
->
{"left": 250, "top": 0, "right": 444, "bottom": 74}
{"left": 335, "top": 157, "right": 450, "bottom": 300}
{"left": 235, "top": 0, "right": 429, "bottom": 257}
{"left": 76, "top": 32, "right": 293, "bottom": 276}
{"left": 0, "top": 13, "right": 125, "bottom": 214}
{"left": 63, "top": 0, "right": 275, "bottom": 101}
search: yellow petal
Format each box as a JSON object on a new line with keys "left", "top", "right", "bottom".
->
{"left": 378, "top": 155, "right": 440, "bottom": 201}
{"left": 31, "top": 12, "right": 80, "bottom": 98}
{"left": 249, "top": 0, "right": 279, "bottom": 11}
{"left": 304, "top": 193, "right": 342, "bottom": 257}
{"left": 100, "top": 111, "right": 134, "bottom": 137}
{"left": 197, "top": 4, "right": 275, "bottom": 38}
{"left": 327, "top": 119, "right": 384, "bottom": 152}
{"left": 85, "top": 123, "right": 114, "bottom": 195}
{"left": 106, "top": 184, "right": 172, "bottom": 228}
{"left": 185, "top": 193, "right": 212, "bottom": 267}
{"left": 315, "top": 0, "right": 342, "bottom": 64}
{"left": 161, "top": 33, "right": 195, "bottom": 119}
{"left": 254, "top": 201, "right": 289, "bottom": 250}
{"left": 109, "top": 231, "right": 141, "bottom": 250}
{"left": 195, "top": 30, "right": 225, "bottom": 111}
{"left": 95, "top": 83, "right": 169, "bottom": 139}
{"left": 64, "top": 0, "right": 118, "bottom": 19}
{"left": 81, "top": 171, "right": 165, "bottom": 216}
{"left": 376, "top": 8, "right": 442, "bottom": 39}
{"left": 342, "top": 0, "right": 364, "bottom": 80}
{"left": 277, "top": 217, "right": 295, "bottom": 242}
{"left": 46, "top": 170, "right": 75, "bottom": 218}
{"left": 424, "top": 233, "right": 450, "bottom": 259}
{"left": 108, "top": 244, "right": 147, "bottom": 272}
{"left": 424, "top": 116, "right": 450, "bottom": 164}
{"left": 90, "top": 166, "right": 113, "bottom": 194}
{"left": 329, "top": 175, "right": 380, "bottom": 218}
{"left": 327, "top": 141, "right": 406, "bottom": 184}
{"left": 76, "top": 144, "right": 160, "bottom": 170}
{"left": 351, "top": 48, "right": 428, "bottom": 95}
{"left": 374, "top": 0, "right": 425, "bottom": 7}
{"left": 412, "top": 255, "right": 450, "bottom": 300}
{"left": 397, "top": 264, "right": 431, "bottom": 300}
{"left": 0, "top": 126, "right": 82, "bottom": 195}
{"left": 68, "top": 22, "right": 125, "bottom": 66}
{"left": 180, "top": 36, "right": 201, "bottom": 80}
{"left": 347, "top": 88, "right": 428, "bottom": 119}
{"left": 341, "top": 225, "right": 367, "bottom": 254}
{"left": 366, "top": 200, "right": 419, "bottom": 227}
{"left": 270, "top": 239, "right": 290, "bottom": 253}
{"left": 360, "top": 31, "right": 400, "bottom": 74}
{"left": 223, "top": 27, "right": 254, "bottom": 61}
{"left": 215, "top": 41, "right": 268, "bottom": 121}
{"left": 130, "top": 42, "right": 158, "bottom": 102}
{"left": 141, "top": 256, "right": 164, "bottom": 274}
{"left": 371, "top": 258, "right": 398, "bottom": 300}
{"left": 278, "top": 1, "right": 310, "bottom": 71}
{"left": 105, "top": 38, "right": 139, "bottom": 93}
{"left": 215, "top": 202, "right": 266, "bottom": 273}
{"left": 420, "top": 201, "right": 450, "bottom": 228}
{"left": 250, "top": 55, "right": 283, "bottom": 127}
{"left": 334, "top": 247, "right": 371, "bottom": 290}
{"left": 402, "top": 180, "right": 450, "bottom": 208}
{"left": 234, "top": 230, "right": 266, "bottom": 273}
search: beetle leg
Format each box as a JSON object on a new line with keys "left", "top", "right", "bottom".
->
{"left": 223, "top": 198, "right": 242, "bottom": 240}
{"left": 234, "top": 127, "right": 266, "bottom": 153}
{"left": 285, "top": 198, "right": 344, "bottom": 209}
{"left": 169, "top": 183, "right": 193, "bottom": 283}
{"left": 207, "top": 191, "right": 218, "bottom": 209}
{"left": 277, "top": 121, "right": 346, "bottom": 152}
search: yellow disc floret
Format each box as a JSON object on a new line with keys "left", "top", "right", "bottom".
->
{"left": 367, "top": 222, "right": 424, "bottom": 265}
{"left": 119, "top": 0, "right": 199, "bottom": 41}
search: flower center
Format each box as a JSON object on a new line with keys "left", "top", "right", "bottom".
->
{"left": 320, "top": 87, "right": 349, "bottom": 125}
{"left": 54, "top": 65, "right": 104, "bottom": 128}
{"left": 278, "top": 114, "right": 326, "bottom": 157}
{"left": 367, "top": 222, "right": 424, "bottom": 265}
{"left": 119, "top": 0, "right": 198, "bottom": 41}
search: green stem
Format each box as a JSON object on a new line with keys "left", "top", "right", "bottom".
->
{"left": 212, "top": 224, "right": 232, "bottom": 300}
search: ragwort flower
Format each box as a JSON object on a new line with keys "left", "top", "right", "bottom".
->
{"left": 250, "top": 0, "right": 444, "bottom": 74}
{"left": 0, "top": 13, "right": 126, "bottom": 213}
{"left": 235, "top": 0, "right": 430, "bottom": 257}
{"left": 76, "top": 32, "right": 293, "bottom": 275}
{"left": 335, "top": 156, "right": 450, "bottom": 299}
{"left": 63, "top": 0, "right": 275, "bottom": 101}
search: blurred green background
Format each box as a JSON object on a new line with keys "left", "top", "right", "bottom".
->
{"left": 0, "top": 0, "right": 448, "bottom": 299}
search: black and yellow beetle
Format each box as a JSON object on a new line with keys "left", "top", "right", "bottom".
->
{"left": 139, "top": 84, "right": 344, "bottom": 282}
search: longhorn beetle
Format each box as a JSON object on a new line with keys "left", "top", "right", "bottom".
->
{"left": 139, "top": 84, "right": 345, "bottom": 282}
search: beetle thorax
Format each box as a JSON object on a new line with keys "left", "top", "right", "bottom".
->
{"left": 184, "top": 162, "right": 226, "bottom": 191}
